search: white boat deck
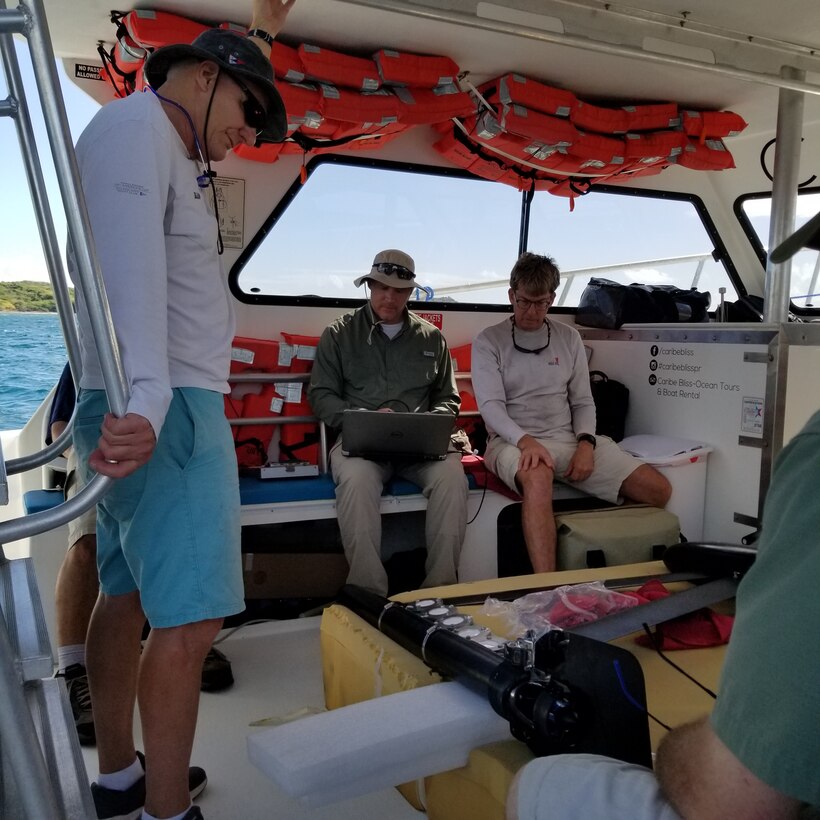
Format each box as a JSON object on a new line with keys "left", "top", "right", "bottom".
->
{"left": 81, "top": 617, "right": 426, "bottom": 820}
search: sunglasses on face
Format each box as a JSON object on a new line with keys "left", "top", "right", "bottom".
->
{"left": 373, "top": 262, "right": 415, "bottom": 280}
{"left": 232, "top": 76, "right": 267, "bottom": 135}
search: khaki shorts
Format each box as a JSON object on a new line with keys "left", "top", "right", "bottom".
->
{"left": 64, "top": 447, "right": 96, "bottom": 548}
{"left": 484, "top": 434, "right": 641, "bottom": 503}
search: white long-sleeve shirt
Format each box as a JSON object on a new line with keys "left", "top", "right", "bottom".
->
{"left": 70, "top": 90, "right": 234, "bottom": 436}
{"left": 471, "top": 316, "right": 596, "bottom": 446}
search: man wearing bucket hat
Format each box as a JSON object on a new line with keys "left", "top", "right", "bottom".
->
{"left": 68, "top": 2, "right": 294, "bottom": 819}
{"left": 308, "top": 250, "right": 468, "bottom": 596}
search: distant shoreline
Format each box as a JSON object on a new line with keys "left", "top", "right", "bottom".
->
{"left": 0, "top": 280, "right": 70, "bottom": 313}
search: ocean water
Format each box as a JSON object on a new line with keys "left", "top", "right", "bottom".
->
{"left": 0, "top": 312, "right": 67, "bottom": 431}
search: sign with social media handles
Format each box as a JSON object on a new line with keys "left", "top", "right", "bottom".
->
{"left": 577, "top": 328, "right": 773, "bottom": 545}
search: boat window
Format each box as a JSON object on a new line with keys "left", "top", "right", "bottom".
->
{"left": 739, "top": 189, "right": 820, "bottom": 310}
{"left": 234, "top": 159, "right": 522, "bottom": 305}
{"left": 529, "top": 188, "right": 738, "bottom": 308}
{"left": 234, "top": 158, "right": 738, "bottom": 309}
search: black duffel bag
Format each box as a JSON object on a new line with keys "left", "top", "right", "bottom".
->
{"left": 576, "top": 277, "right": 711, "bottom": 329}
{"left": 589, "top": 370, "right": 629, "bottom": 442}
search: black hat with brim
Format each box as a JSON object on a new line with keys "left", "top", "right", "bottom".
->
{"left": 770, "top": 210, "right": 820, "bottom": 263}
{"left": 144, "top": 28, "right": 287, "bottom": 143}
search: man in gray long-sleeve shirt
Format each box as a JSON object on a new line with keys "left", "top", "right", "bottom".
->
{"left": 308, "top": 249, "right": 467, "bottom": 595}
{"left": 471, "top": 252, "right": 670, "bottom": 573}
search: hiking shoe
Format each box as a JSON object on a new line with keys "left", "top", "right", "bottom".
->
{"left": 201, "top": 646, "right": 234, "bottom": 692}
{"left": 55, "top": 663, "right": 95, "bottom": 746}
{"left": 90, "top": 774, "right": 145, "bottom": 820}
{"left": 91, "top": 752, "right": 207, "bottom": 820}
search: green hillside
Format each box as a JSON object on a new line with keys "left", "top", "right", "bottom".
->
{"left": 0, "top": 281, "right": 72, "bottom": 312}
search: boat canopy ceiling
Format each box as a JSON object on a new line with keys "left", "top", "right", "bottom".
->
{"left": 39, "top": 0, "right": 820, "bottom": 119}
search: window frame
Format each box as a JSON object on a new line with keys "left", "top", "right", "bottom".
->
{"left": 734, "top": 186, "right": 820, "bottom": 317}
{"left": 228, "top": 153, "right": 741, "bottom": 312}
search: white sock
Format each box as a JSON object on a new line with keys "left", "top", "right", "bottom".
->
{"left": 57, "top": 644, "right": 86, "bottom": 673}
{"left": 141, "top": 806, "right": 191, "bottom": 820}
{"left": 97, "top": 757, "right": 142, "bottom": 791}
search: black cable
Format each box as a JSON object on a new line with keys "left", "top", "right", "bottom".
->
{"left": 613, "top": 658, "right": 671, "bottom": 731}
{"left": 465, "top": 455, "right": 488, "bottom": 525}
{"left": 203, "top": 73, "right": 224, "bottom": 255}
{"left": 641, "top": 623, "right": 717, "bottom": 700}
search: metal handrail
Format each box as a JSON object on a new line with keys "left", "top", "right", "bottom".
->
{"left": 0, "top": 616, "right": 61, "bottom": 819}
{"left": 5, "top": 421, "right": 73, "bottom": 476}
{"left": 0, "top": 5, "right": 80, "bottom": 380}
{"left": 0, "top": 3, "right": 121, "bottom": 814}
{"left": 0, "top": 0, "right": 125, "bottom": 534}
{"left": 432, "top": 253, "right": 715, "bottom": 302}
{"left": 0, "top": 471, "right": 110, "bottom": 546}
{"left": 20, "top": 0, "right": 128, "bottom": 412}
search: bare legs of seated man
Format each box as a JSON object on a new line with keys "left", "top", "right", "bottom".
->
{"left": 330, "top": 441, "right": 468, "bottom": 596}
{"left": 486, "top": 435, "right": 671, "bottom": 572}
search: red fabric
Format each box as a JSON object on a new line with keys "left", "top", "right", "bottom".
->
{"left": 539, "top": 590, "right": 635, "bottom": 629}
{"left": 460, "top": 454, "right": 521, "bottom": 501}
{"left": 627, "top": 579, "right": 734, "bottom": 651}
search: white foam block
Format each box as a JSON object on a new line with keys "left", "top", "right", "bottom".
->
{"left": 247, "top": 681, "right": 511, "bottom": 806}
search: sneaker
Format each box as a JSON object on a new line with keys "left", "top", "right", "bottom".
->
{"left": 183, "top": 807, "right": 204, "bottom": 820}
{"left": 90, "top": 773, "right": 145, "bottom": 820}
{"left": 200, "top": 646, "right": 234, "bottom": 692}
{"left": 91, "top": 752, "right": 207, "bottom": 820}
{"left": 55, "top": 663, "right": 95, "bottom": 746}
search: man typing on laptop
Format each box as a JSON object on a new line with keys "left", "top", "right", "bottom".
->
{"left": 308, "top": 250, "right": 468, "bottom": 595}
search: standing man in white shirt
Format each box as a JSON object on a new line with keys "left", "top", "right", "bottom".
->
{"left": 69, "top": 3, "right": 294, "bottom": 819}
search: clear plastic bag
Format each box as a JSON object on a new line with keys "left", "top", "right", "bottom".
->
{"left": 480, "top": 581, "right": 638, "bottom": 637}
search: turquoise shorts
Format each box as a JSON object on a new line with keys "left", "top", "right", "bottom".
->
{"left": 73, "top": 387, "right": 245, "bottom": 628}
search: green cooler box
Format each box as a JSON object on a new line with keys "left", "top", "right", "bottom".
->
{"left": 556, "top": 503, "right": 681, "bottom": 570}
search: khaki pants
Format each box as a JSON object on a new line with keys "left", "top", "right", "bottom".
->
{"left": 330, "top": 441, "right": 468, "bottom": 596}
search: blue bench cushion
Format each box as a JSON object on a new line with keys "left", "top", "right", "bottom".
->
{"left": 238, "top": 474, "right": 431, "bottom": 506}
{"left": 27, "top": 473, "right": 478, "bottom": 514}
{"left": 23, "top": 489, "right": 64, "bottom": 515}
{"left": 239, "top": 475, "right": 337, "bottom": 505}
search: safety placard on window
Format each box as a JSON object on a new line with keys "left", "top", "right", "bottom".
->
{"left": 213, "top": 176, "right": 245, "bottom": 249}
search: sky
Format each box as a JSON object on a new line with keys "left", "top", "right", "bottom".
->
{"left": 1, "top": 38, "right": 100, "bottom": 282}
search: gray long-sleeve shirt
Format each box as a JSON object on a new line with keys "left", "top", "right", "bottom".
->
{"left": 471, "top": 316, "right": 596, "bottom": 446}
{"left": 308, "top": 304, "right": 459, "bottom": 431}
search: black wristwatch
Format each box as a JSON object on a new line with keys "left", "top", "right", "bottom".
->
{"left": 577, "top": 433, "right": 597, "bottom": 449}
{"left": 247, "top": 27, "right": 274, "bottom": 45}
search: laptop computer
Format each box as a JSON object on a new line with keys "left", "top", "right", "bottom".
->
{"left": 341, "top": 409, "right": 454, "bottom": 461}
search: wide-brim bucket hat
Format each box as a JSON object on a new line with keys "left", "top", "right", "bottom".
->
{"left": 354, "top": 249, "right": 422, "bottom": 288}
{"left": 144, "top": 28, "right": 287, "bottom": 143}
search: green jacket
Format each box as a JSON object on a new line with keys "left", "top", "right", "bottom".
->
{"left": 308, "top": 304, "right": 459, "bottom": 431}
